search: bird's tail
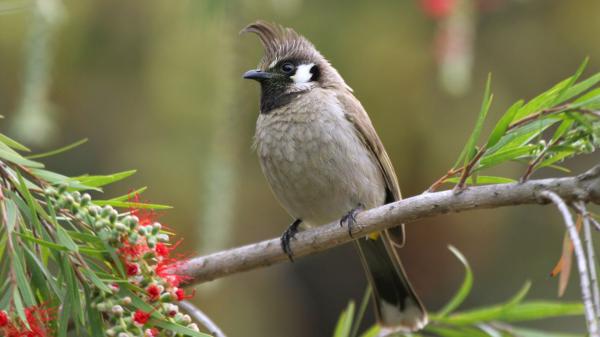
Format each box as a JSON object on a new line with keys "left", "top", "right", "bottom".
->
{"left": 355, "top": 231, "right": 427, "bottom": 332}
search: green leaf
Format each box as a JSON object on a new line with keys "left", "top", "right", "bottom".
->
{"left": 23, "top": 246, "right": 61, "bottom": 297}
{"left": 18, "top": 232, "right": 69, "bottom": 251}
{"left": 454, "top": 74, "right": 493, "bottom": 168}
{"left": 553, "top": 58, "right": 588, "bottom": 105}
{"left": 572, "top": 87, "right": 600, "bottom": 109}
{"left": 561, "top": 72, "right": 600, "bottom": 104}
{"left": 496, "top": 301, "right": 583, "bottom": 322}
{"left": 440, "top": 282, "right": 532, "bottom": 325}
{"left": 151, "top": 319, "right": 213, "bottom": 337}
{"left": 0, "top": 133, "right": 30, "bottom": 152}
{"left": 12, "top": 248, "right": 36, "bottom": 306}
{"left": 0, "top": 147, "right": 43, "bottom": 168}
{"left": 5, "top": 199, "right": 18, "bottom": 232}
{"left": 84, "top": 284, "right": 107, "bottom": 337}
{"left": 445, "top": 176, "right": 516, "bottom": 185}
{"left": 515, "top": 77, "right": 572, "bottom": 120}
{"left": 539, "top": 149, "right": 577, "bottom": 168}
{"left": 488, "top": 118, "right": 559, "bottom": 154}
{"left": 333, "top": 301, "right": 356, "bottom": 337}
{"left": 73, "top": 169, "right": 136, "bottom": 188}
{"left": 426, "top": 326, "right": 491, "bottom": 337}
{"left": 26, "top": 138, "right": 88, "bottom": 159}
{"left": 107, "top": 186, "right": 148, "bottom": 202}
{"left": 57, "top": 291, "right": 72, "bottom": 337}
{"left": 358, "top": 325, "right": 380, "bottom": 337}
{"left": 486, "top": 100, "right": 523, "bottom": 149}
{"left": 94, "top": 200, "right": 172, "bottom": 210}
{"left": 478, "top": 146, "right": 536, "bottom": 170}
{"left": 437, "top": 246, "right": 474, "bottom": 318}
{"left": 13, "top": 287, "right": 30, "bottom": 330}
{"left": 351, "top": 286, "right": 372, "bottom": 337}
{"left": 506, "top": 326, "right": 584, "bottom": 337}
{"left": 81, "top": 267, "right": 112, "bottom": 293}
{"left": 505, "top": 281, "right": 532, "bottom": 307}
{"left": 552, "top": 118, "right": 575, "bottom": 142}
{"left": 56, "top": 226, "right": 79, "bottom": 252}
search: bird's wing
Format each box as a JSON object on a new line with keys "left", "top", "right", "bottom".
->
{"left": 336, "top": 91, "right": 406, "bottom": 246}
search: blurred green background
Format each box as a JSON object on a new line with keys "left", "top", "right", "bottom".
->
{"left": 1, "top": 0, "right": 599, "bottom": 336}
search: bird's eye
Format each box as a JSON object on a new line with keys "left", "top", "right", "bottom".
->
{"left": 280, "top": 62, "right": 295, "bottom": 74}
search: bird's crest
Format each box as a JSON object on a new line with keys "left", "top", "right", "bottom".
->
{"left": 241, "top": 21, "right": 320, "bottom": 70}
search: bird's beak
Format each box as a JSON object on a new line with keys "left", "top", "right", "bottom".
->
{"left": 243, "top": 69, "right": 274, "bottom": 81}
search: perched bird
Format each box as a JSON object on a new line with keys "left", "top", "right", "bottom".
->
{"left": 241, "top": 21, "right": 427, "bottom": 333}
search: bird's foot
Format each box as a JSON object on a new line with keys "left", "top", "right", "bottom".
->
{"left": 281, "top": 219, "right": 302, "bottom": 262}
{"left": 340, "top": 204, "right": 364, "bottom": 238}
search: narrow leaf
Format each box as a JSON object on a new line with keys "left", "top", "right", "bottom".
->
{"left": 26, "top": 138, "right": 88, "bottom": 159}
{"left": 437, "top": 246, "right": 474, "bottom": 317}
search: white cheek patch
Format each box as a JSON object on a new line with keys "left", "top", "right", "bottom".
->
{"left": 291, "top": 63, "right": 315, "bottom": 84}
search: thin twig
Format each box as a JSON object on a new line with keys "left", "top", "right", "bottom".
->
{"left": 427, "top": 167, "right": 463, "bottom": 192}
{"left": 455, "top": 146, "right": 487, "bottom": 191}
{"left": 506, "top": 104, "right": 568, "bottom": 131}
{"left": 521, "top": 137, "right": 562, "bottom": 182}
{"left": 540, "top": 191, "right": 598, "bottom": 337}
{"left": 576, "top": 202, "right": 600, "bottom": 318}
{"left": 178, "top": 300, "right": 227, "bottom": 337}
{"left": 176, "top": 165, "right": 600, "bottom": 286}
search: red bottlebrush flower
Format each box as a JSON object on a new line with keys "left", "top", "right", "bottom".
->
{"left": 129, "top": 194, "right": 160, "bottom": 227}
{"left": 119, "top": 242, "right": 149, "bottom": 259}
{"left": 146, "top": 284, "right": 161, "bottom": 301}
{"left": 145, "top": 327, "right": 159, "bottom": 336}
{"left": 174, "top": 288, "right": 194, "bottom": 301}
{"left": 126, "top": 262, "right": 140, "bottom": 276}
{"left": 133, "top": 310, "right": 151, "bottom": 326}
{"left": 3, "top": 304, "right": 56, "bottom": 337}
{"left": 0, "top": 310, "right": 8, "bottom": 327}
{"left": 155, "top": 242, "right": 170, "bottom": 258}
{"left": 420, "top": 0, "right": 455, "bottom": 18}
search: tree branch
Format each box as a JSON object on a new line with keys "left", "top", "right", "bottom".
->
{"left": 176, "top": 165, "right": 600, "bottom": 286}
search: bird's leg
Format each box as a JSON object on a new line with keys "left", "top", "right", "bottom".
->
{"left": 340, "top": 203, "right": 364, "bottom": 238}
{"left": 281, "top": 219, "right": 302, "bottom": 262}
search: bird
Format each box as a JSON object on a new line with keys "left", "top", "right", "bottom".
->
{"left": 241, "top": 21, "right": 428, "bottom": 333}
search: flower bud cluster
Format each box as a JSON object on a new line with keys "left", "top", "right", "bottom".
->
{"left": 45, "top": 185, "right": 198, "bottom": 336}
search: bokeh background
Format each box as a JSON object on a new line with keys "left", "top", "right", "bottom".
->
{"left": 1, "top": 0, "right": 599, "bottom": 336}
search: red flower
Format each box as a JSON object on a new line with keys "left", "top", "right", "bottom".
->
{"left": 0, "top": 310, "right": 8, "bottom": 327}
{"left": 1, "top": 305, "right": 55, "bottom": 337}
{"left": 126, "top": 262, "right": 140, "bottom": 276}
{"left": 174, "top": 288, "right": 194, "bottom": 301}
{"left": 420, "top": 0, "right": 455, "bottom": 18}
{"left": 133, "top": 310, "right": 151, "bottom": 326}
{"left": 155, "top": 243, "right": 170, "bottom": 258}
{"left": 119, "top": 242, "right": 149, "bottom": 259}
{"left": 146, "top": 284, "right": 161, "bottom": 301}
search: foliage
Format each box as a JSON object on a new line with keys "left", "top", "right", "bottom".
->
{"left": 333, "top": 247, "right": 585, "bottom": 337}
{"left": 429, "top": 59, "right": 600, "bottom": 191}
{"left": 0, "top": 137, "right": 208, "bottom": 336}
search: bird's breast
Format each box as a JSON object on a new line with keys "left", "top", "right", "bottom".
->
{"left": 254, "top": 90, "right": 386, "bottom": 227}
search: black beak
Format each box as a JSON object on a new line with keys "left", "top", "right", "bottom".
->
{"left": 243, "top": 69, "right": 274, "bottom": 81}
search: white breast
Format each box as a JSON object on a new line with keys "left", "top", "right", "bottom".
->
{"left": 254, "top": 88, "right": 386, "bottom": 227}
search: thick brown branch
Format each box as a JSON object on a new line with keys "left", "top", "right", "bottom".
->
{"left": 177, "top": 165, "right": 600, "bottom": 286}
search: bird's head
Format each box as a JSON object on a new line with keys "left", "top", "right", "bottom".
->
{"left": 241, "top": 21, "right": 348, "bottom": 113}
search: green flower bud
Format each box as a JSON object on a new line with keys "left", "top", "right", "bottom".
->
{"left": 109, "top": 209, "right": 119, "bottom": 224}
{"left": 115, "top": 222, "right": 128, "bottom": 232}
{"left": 81, "top": 193, "right": 91, "bottom": 206}
{"left": 147, "top": 237, "right": 156, "bottom": 248}
{"left": 129, "top": 233, "right": 139, "bottom": 245}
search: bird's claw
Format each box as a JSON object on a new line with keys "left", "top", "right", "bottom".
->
{"left": 340, "top": 204, "right": 364, "bottom": 238}
{"left": 281, "top": 219, "right": 302, "bottom": 262}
